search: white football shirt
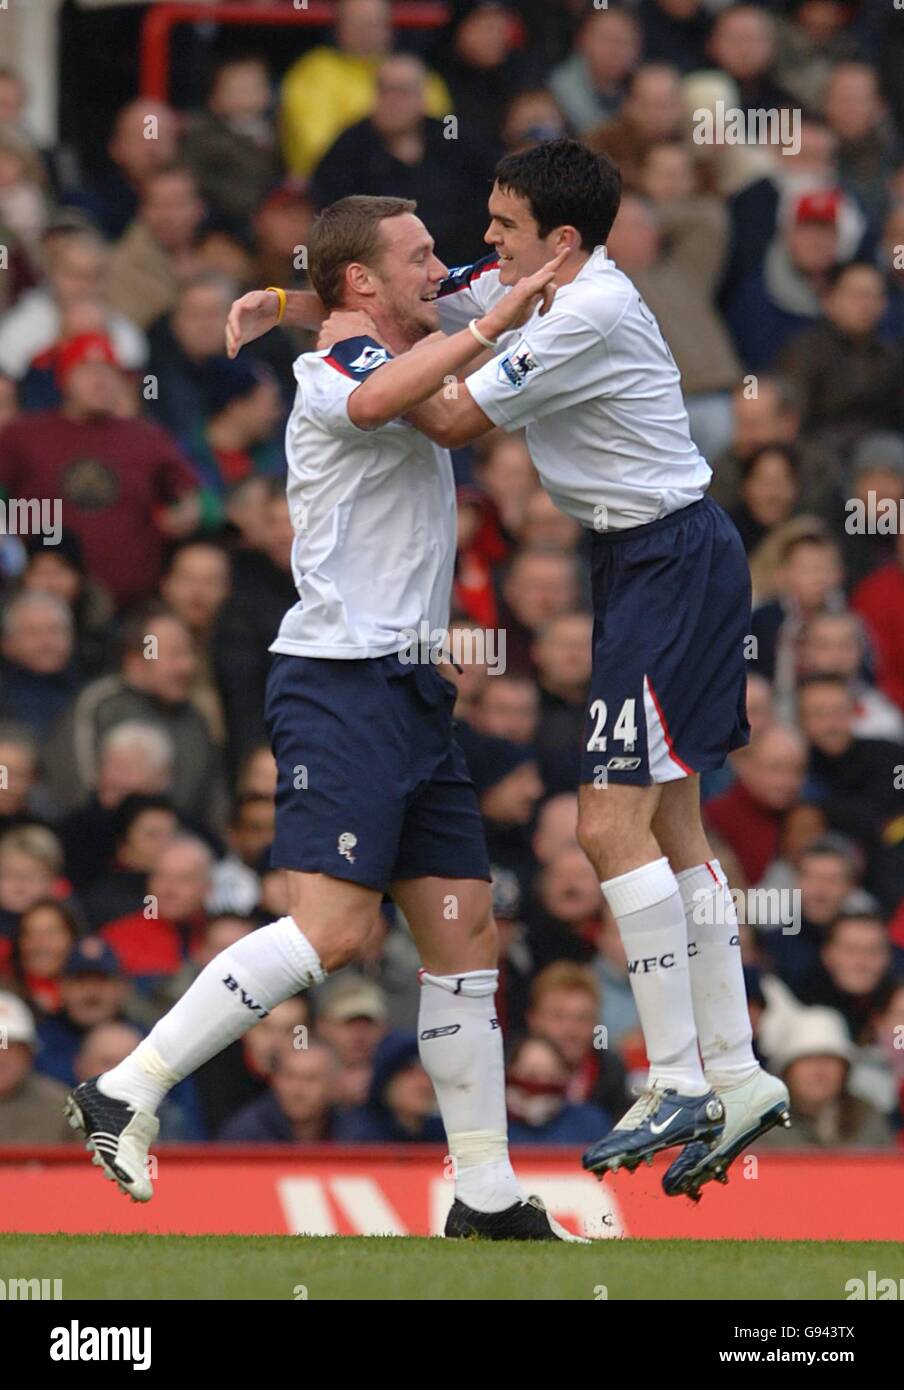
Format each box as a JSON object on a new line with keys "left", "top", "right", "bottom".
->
{"left": 270, "top": 336, "right": 457, "bottom": 659}
{"left": 436, "top": 247, "right": 712, "bottom": 531}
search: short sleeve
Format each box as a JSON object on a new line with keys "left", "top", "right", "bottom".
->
{"left": 465, "top": 310, "right": 605, "bottom": 431}
{"left": 435, "top": 254, "right": 505, "bottom": 334}
{"left": 303, "top": 336, "right": 394, "bottom": 436}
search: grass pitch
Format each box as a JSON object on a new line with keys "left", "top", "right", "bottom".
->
{"left": 0, "top": 1235, "right": 899, "bottom": 1300}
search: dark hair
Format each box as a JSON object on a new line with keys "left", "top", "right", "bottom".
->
{"left": 111, "top": 793, "right": 177, "bottom": 845}
{"left": 740, "top": 442, "right": 801, "bottom": 482}
{"left": 308, "top": 195, "right": 417, "bottom": 310}
{"left": 11, "top": 898, "right": 82, "bottom": 988}
{"left": 493, "top": 139, "right": 622, "bottom": 248}
{"left": 797, "top": 672, "right": 853, "bottom": 699}
{"left": 825, "top": 258, "right": 883, "bottom": 292}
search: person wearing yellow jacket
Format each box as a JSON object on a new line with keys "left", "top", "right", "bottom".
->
{"left": 280, "top": 0, "right": 452, "bottom": 177}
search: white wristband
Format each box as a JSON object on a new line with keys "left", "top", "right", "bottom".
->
{"left": 468, "top": 317, "right": 498, "bottom": 350}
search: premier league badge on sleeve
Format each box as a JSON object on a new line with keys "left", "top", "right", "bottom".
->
{"left": 498, "top": 340, "right": 540, "bottom": 390}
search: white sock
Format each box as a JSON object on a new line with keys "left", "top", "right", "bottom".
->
{"left": 677, "top": 860, "right": 758, "bottom": 1089}
{"left": 418, "top": 968, "right": 523, "bottom": 1214}
{"left": 601, "top": 857, "right": 706, "bottom": 1095}
{"left": 98, "top": 917, "right": 325, "bottom": 1113}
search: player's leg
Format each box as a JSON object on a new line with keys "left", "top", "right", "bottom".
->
{"left": 392, "top": 872, "right": 584, "bottom": 1241}
{"left": 66, "top": 651, "right": 405, "bottom": 1200}
{"left": 66, "top": 870, "right": 382, "bottom": 1200}
{"left": 576, "top": 505, "right": 741, "bottom": 1175}
{"left": 654, "top": 777, "right": 791, "bottom": 1199}
{"left": 576, "top": 780, "right": 724, "bottom": 1175}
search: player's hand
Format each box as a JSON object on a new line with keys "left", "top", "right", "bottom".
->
{"left": 317, "top": 310, "right": 379, "bottom": 351}
{"left": 225, "top": 290, "right": 281, "bottom": 358}
{"left": 478, "top": 246, "right": 570, "bottom": 341}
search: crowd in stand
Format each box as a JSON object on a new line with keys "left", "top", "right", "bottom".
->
{"left": 0, "top": 0, "right": 902, "bottom": 1151}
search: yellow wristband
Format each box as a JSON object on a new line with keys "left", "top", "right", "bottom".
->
{"left": 265, "top": 286, "right": 287, "bottom": 324}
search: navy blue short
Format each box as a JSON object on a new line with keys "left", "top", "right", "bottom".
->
{"left": 264, "top": 651, "right": 491, "bottom": 891}
{"left": 580, "top": 497, "right": 751, "bottom": 787}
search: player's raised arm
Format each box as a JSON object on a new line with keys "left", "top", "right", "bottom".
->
{"left": 347, "top": 248, "right": 567, "bottom": 431}
{"left": 225, "top": 288, "right": 326, "bottom": 357}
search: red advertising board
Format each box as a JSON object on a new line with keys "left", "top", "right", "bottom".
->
{"left": 1, "top": 1147, "right": 902, "bottom": 1240}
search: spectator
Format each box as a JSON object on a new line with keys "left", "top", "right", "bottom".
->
{"left": 797, "top": 674, "right": 904, "bottom": 910}
{"left": 66, "top": 98, "right": 181, "bottom": 241}
{"left": 823, "top": 62, "right": 899, "bottom": 227}
{"left": 547, "top": 7, "right": 641, "bottom": 136}
{"left": 526, "top": 843, "right": 604, "bottom": 973}
{"left": 100, "top": 835, "right": 213, "bottom": 992}
{"left": 78, "top": 794, "right": 179, "bottom": 931}
{"left": 852, "top": 528, "right": 904, "bottom": 715}
{"left": 505, "top": 1034, "right": 610, "bottom": 1144}
{"left": 498, "top": 548, "right": 581, "bottom": 676}
{"left": 437, "top": 1, "right": 540, "bottom": 145}
{"left": 0, "top": 722, "right": 45, "bottom": 828}
{"left": 182, "top": 57, "right": 282, "bottom": 231}
{"left": 729, "top": 445, "right": 801, "bottom": 556}
{"left": 0, "top": 123, "right": 48, "bottom": 249}
{"left": 45, "top": 609, "right": 224, "bottom": 823}
{"left": 0, "top": 337, "right": 200, "bottom": 610}
{"left": 761, "top": 835, "right": 861, "bottom": 988}
{"left": 471, "top": 675, "right": 539, "bottom": 745}
{"left": 707, "top": 374, "right": 802, "bottom": 513}
{"left": 757, "top": 1005, "right": 894, "bottom": 1148}
{"left": 0, "top": 991, "right": 74, "bottom": 1143}
{"left": 749, "top": 528, "right": 845, "bottom": 690}
{"left": 526, "top": 962, "right": 630, "bottom": 1120}
{"left": 725, "top": 190, "right": 847, "bottom": 371}
{"left": 798, "top": 611, "right": 904, "bottom": 743}
{"left": 311, "top": 55, "right": 498, "bottom": 268}
{"left": 796, "top": 913, "right": 898, "bottom": 1043}
{"left": 702, "top": 5, "right": 793, "bottom": 116}
{"left": 73, "top": 1018, "right": 201, "bottom": 1140}
{"left": 35, "top": 937, "right": 131, "bottom": 1087}
{"left": 705, "top": 724, "right": 808, "bottom": 884}
{"left": 280, "top": 0, "right": 451, "bottom": 177}
{"left": 605, "top": 189, "right": 741, "bottom": 464}
{"left": 587, "top": 64, "right": 686, "bottom": 191}
{"left": 58, "top": 722, "right": 176, "bottom": 891}
{"left": 9, "top": 899, "right": 81, "bottom": 1016}
{"left": 20, "top": 530, "right": 115, "bottom": 678}
{"left": 180, "top": 357, "right": 285, "bottom": 526}
{"left": 334, "top": 1032, "right": 445, "bottom": 1142}
{"left": 500, "top": 89, "right": 569, "bottom": 155}
{"left": 0, "top": 825, "right": 65, "bottom": 954}
{"left": 777, "top": 262, "right": 902, "bottom": 458}
{"left": 213, "top": 482, "right": 298, "bottom": 774}
{"left": 0, "top": 225, "right": 146, "bottom": 382}
{"left": 107, "top": 166, "right": 206, "bottom": 330}
{"left": 314, "top": 974, "right": 389, "bottom": 1108}
{"left": 0, "top": 591, "right": 81, "bottom": 737}
{"left": 218, "top": 1040, "right": 339, "bottom": 1143}
{"left": 531, "top": 612, "right": 592, "bottom": 795}
{"left": 455, "top": 724, "right": 545, "bottom": 890}
{"left": 159, "top": 539, "right": 232, "bottom": 742}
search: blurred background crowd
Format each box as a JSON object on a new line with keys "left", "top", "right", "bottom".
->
{"left": 0, "top": 0, "right": 903, "bottom": 1154}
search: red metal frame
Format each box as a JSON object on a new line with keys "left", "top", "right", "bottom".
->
{"left": 140, "top": 3, "right": 450, "bottom": 102}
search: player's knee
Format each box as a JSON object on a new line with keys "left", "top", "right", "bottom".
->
{"left": 292, "top": 906, "right": 378, "bottom": 974}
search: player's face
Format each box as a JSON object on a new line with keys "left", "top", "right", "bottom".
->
{"left": 371, "top": 213, "right": 448, "bottom": 340}
{"left": 485, "top": 183, "right": 561, "bottom": 285}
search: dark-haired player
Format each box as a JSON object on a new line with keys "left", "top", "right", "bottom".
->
{"left": 226, "top": 141, "right": 791, "bottom": 1201}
